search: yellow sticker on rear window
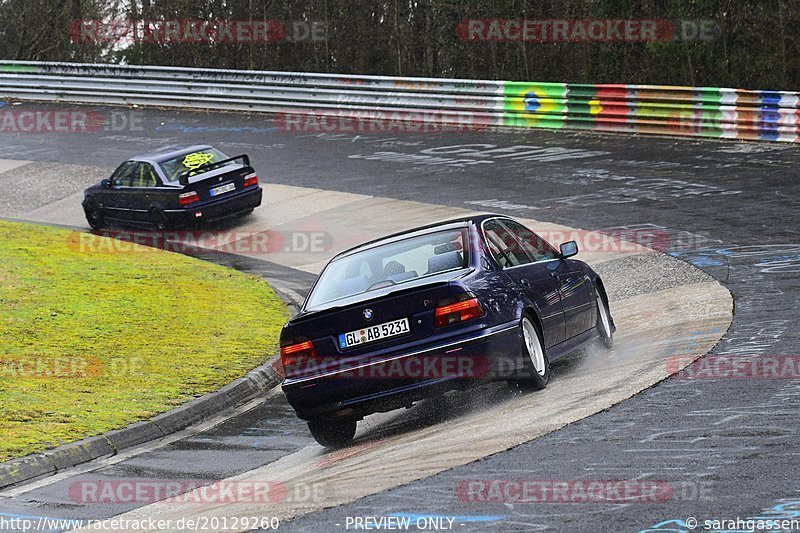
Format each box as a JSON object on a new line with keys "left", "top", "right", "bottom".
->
{"left": 182, "top": 152, "right": 215, "bottom": 170}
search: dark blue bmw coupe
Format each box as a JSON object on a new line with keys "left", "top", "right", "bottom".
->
{"left": 280, "top": 214, "right": 615, "bottom": 447}
{"left": 82, "top": 145, "right": 262, "bottom": 230}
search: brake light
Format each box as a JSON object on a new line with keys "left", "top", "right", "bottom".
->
{"left": 179, "top": 191, "right": 200, "bottom": 206}
{"left": 280, "top": 338, "right": 318, "bottom": 369}
{"left": 435, "top": 296, "right": 485, "bottom": 328}
{"left": 244, "top": 173, "right": 258, "bottom": 188}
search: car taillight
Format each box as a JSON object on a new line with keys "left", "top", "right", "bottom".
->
{"left": 280, "top": 338, "right": 318, "bottom": 369}
{"left": 179, "top": 191, "right": 200, "bottom": 206}
{"left": 243, "top": 173, "right": 258, "bottom": 188}
{"left": 435, "top": 295, "right": 485, "bottom": 328}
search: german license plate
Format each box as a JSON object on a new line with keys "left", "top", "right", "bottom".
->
{"left": 338, "top": 318, "right": 410, "bottom": 349}
{"left": 210, "top": 182, "right": 235, "bottom": 196}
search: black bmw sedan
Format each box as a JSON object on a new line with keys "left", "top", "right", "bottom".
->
{"left": 280, "top": 214, "right": 615, "bottom": 447}
{"left": 82, "top": 144, "right": 262, "bottom": 230}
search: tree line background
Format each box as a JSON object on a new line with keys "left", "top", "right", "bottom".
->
{"left": 0, "top": 0, "right": 796, "bottom": 90}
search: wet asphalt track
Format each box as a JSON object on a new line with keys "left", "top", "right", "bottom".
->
{"left": 0, "top": 105, "right": 799, "bottom": 532}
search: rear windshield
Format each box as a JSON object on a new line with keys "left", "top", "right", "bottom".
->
{"left": 305, "top": 228, "right": 469, "bottom": 309}
{"left": 159, "top": 147, "right": 231, "bottom": 182}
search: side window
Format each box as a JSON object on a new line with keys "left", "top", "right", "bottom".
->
{"left": 110, "top": 161, "right": 137, "bottom": 187}
{"left": 501, "top": 219, "right": 558, "bottom": 262}
{"left": 483, "top": 219, "right": 532, "bottom": 268}
{"left": 131, "top": 162, "right": 159, "bottom": 188}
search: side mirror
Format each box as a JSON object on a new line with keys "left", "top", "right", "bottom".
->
{"left": 559, "top": 241, "right": 578, "bottom": 258}
{"left": 101, "top": 179, "right": 111, "bottom": 188}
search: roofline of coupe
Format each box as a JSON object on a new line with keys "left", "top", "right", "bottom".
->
{"left": 129, "top": 144, "right": 215, "bottom": 164}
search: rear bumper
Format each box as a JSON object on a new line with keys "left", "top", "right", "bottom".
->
{"left": 282, "top": 322, "right": 520, "bottom": 420}
{"left": 164, "top": 187, "right": 262, "bottom": 227}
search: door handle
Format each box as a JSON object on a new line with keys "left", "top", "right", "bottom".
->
{"left": 550, "top": 271, "right": 559, "bottom": 278}
{"left": 520, "top": 278, "right": 531, "bottom": 287}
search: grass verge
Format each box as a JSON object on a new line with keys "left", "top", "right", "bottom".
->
{"left": 0, "top": 220, "right": 290, "bottom": 461}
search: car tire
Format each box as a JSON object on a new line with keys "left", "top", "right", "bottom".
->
{"left": 596, "top": 294, "right": 614, "bottom": 349}
{"left": 83, "top": 200, "right": 105, "bottom": 230}
{"left": 149, "top": 208, "right": 169, "bottom": 231}
{"left": 307, "top": 418, "right": 357, "bottom": 448}
{"left": 509, "top": 316, "right": 550, "bottom": 392}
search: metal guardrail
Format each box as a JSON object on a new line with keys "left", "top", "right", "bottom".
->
{"left": 1, "top": 61, "right": 798, "bottom": 142}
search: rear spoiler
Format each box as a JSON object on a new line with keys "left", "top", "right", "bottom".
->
{"left": 178, "top": 154, "right": 251, "bottom": 185}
